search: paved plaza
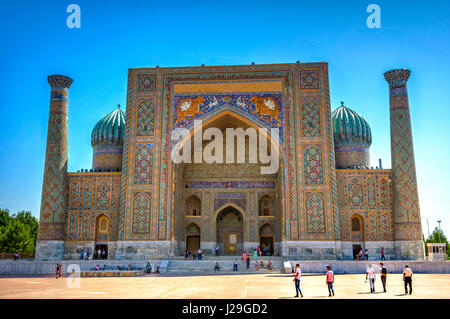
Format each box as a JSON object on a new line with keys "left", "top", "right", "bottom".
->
{"left": 0, "top": 273, "right": 449, "bottom": 299}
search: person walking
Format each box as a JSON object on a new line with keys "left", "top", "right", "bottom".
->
{"left": 381, "top": 248, "right": 386, "bottom": 261}
{"left": 253, "top": 249, "right": 258, "bottom": 260}
{"left": 246, "top": 255, "right": 250, "bottom": 269}
{"left": 93, "top": 249, "right": 97, "bottom": 260}
{"left": 86, "top": 249, "right": 90, "bottom": 260}
{"left": 326, "top": 266, "right": 335, "bottom": 297}
{"left": 379, "top": 263, "right": 387, "bottom": 292}
{"left": 233, "top": 260, "right": 238, "bottom": 271}
{"left": 55, "top": 264, "right": 60, "bottom": 279}
{"left": 293, "top": 264, "right": 303, "bottom": 298}
{"left": 364, "top": 249, "right": 369, "bottom": 260}
{"left": 403, "top": 265, "right": 413, "bottom": 295}
{"left": 358, "top": 249, "right": 363, "bottom": 261}
{"left": 197, "top": 248, "right": 202, "bottom": 261}
{"left": 102, "top": 249, "right": 106, "bottom": 260}
{"left": 242, "top": 251, "right": 247, "bottom": 262}
{"left": 264, "top": 245, "right": 269, "bottom": 256}
{"left": 215, "top": 245, "right": 219, "bottom": 257}
{"left": 366, "top": 265, "right": 376, "bottom": 293}
{"left": 80, "top": 250, "right": 84, "bottom": 260}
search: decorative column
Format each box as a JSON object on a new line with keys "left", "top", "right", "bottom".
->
{"left": 384, "top": 69, "right": 424, "bottom": 260}
{"left": 35, "top": 75, "right": 73, "bottom": 260}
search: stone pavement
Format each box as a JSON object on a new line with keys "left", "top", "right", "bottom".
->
{"left": 0, "top": 273, "right": 449, "bottom": 299}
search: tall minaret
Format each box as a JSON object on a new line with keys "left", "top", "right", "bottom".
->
{"left": 35, "top": 75, "right": 73, "bottom": 260}
{"left": 384, "top": 69, "right": 424, "bottom": 260}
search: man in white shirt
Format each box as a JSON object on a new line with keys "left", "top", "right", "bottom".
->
{"left": 403, "top": 265, "right": 413, "bottom": 295}
{"left": 366, "top": 265, "right": 376, "bottom": 293}
{"left": 293, "top": 264, "right": 303, "bottom": 298}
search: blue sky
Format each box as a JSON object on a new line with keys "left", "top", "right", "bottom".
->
{"left": 0, "top": 0, "right": 448, "bottom": 237}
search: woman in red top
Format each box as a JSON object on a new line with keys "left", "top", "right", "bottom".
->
{"left": 326, "top": 266, "right": 335, "bottom": 297}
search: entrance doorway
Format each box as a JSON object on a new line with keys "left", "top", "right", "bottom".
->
{"left": 352, "top": 244, "right": 362, "bottom": 260}
{"left": 95, "top": 244, "right": 108, "bottom": 259}
{"left": 186, "top": 236, "right": 200, "bottom": 252}
{"left": 185, "top": 223, "right": 201, "bottom": 252}
{"left": 259, "top": 223, "right": 275, "bottom": 256}
{"left": 216, "top": 206, "right": 244, "bottom": 255}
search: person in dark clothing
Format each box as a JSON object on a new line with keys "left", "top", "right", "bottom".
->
{"left": 403, "top": 265, "right": 413, "bottom": 295}
{"left": 246, "top": 256, "right": 250, "bottom": 269}
{"left": 380, "top": 263, "right": 387, "bottom": 292}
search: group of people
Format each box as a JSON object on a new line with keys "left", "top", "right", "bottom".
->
{"left": 184, "top": 249, "right": 204, "bottom": 260}
{"left": 356, "top": 248, "right": 387, "bottom": 261}
{"left": 292, "top": 263, "right": 415, "bottom": 297}
{"left": 213, "top": 258, "right": 273, "bottom": 272}
{"left": 55, "top": 264, "right": 62, "bottom": 279}
{"left": 79, "top": 248, "right": 107, "bottom": 260}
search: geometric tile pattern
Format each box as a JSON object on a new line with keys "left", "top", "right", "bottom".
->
{"left": 367, "top": 212, "right": 378, "bottom": 240}
{"left": 386, "top": 69, "right": 422, "bottom": 241}
{"left": 303, "top": 145, "right": 323, "bottom": 184}
{"left": 299, "top": 69, "right": 320, "bottom": 90}
{"left": 379, "top": 177, "right": 389, "bottom": 207}
{"left": 134, "top": 144, "right": 153, "bottom": 184}
{"left": 96, "top": 182, "right": 111, "bottom": 209}
{"left": 82, "top": 182, "right": 93, "bottom": 209}
{"left": 305, "top": 192, "right": 326, "bottom": 234}
{"left": 136, "top": 98, "right": 155, "bottom": 136}
{"left": 138, "top": 74, "right": 156, "bottom": 91}
{"left": 68, "top": 213, "right": 78, "bottom": 240}
{"left": 381, "top": 212, "right": 392, "bottom": 240}
{"left": 366, "top": 177, "right": 377, "bottom": 208}
{"left": 69, "top": 182, "right": 81, "bottom": 209}
{"left": 348, "top": 178, "right": 363, "bottom": 208}
{"left": 301, "top": 98, "right": 321, "bottom": 137}
{"left": 132, "top": 192, "right": 151, "bottom": 234}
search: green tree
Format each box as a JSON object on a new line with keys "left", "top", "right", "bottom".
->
{"left": 0, "top": 209, "right": 39, "bottom": 254}
{"left": 426, "top": 227, "right": 449, "bottom": 259}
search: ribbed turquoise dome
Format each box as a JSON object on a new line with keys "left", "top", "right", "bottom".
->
{"left": 91, "top": 106, "right": 125, "bottom": 147}
{"left": 332, "top": 102, "right": 372, "bottom": 147}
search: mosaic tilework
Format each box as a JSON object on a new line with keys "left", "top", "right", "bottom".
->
{"left": 301, "top": 98, "right": 321, "bottom": 137}
{"left": 348, "top": 178, "right": 363, "bottom": 208}
{"left": 303, "top": 145, "right": 323, "bottom": 184}
{"left": 38, "top": 77, "right": 71, "bottom": 241}
{"left": 390, "top": 107, "right": 420, "bottom": 222}
{"left": 172, "top": 93, "right": 284, "bottom": 140}
{"left": 132, "top": 192, "right": 151, "bottom": 234}
{"left": 136, "top": 98, "right": 155, "bottom": 136}
{"left": 305, "top": 192, "right": 326, "bottom": 234}
{"left": 81, "top": 213, "right": 91, "bottom": 240}
{"left": 96, "top": 182, "right": 111, "bottom": 208}
{"left": 367, "top": 212, "right": 378, "bottom": 240}
{"left": 82, "top": 182, "right": 93, "bottom": 209}
{"left": 134, "top": 144, "right": 153, "bottom": 184}
{"left": 65, "top": 173, "right": 120, "bottom": 241}
{"left": 299, "top": 69, "right": 320, "bottom": 90}
{"left": 69, "top": 182, "right": 81, "bottom": 209}
{"left": 379, "top": 177, "right": 389, "bottom": 207}
{"left": 381, "top": 212, "right": 392, "bottom": 240}
{"left": 386, "top": 69, "right": 422, "bottom": 241}
{"left": 67, "top": 213, "right": 78, "bottom": 240}
{"left": 366, "top": 177, "right": 377, "bottom": 208}
{"left": 336, "top": 170, "right": 394, "bottom": 241}
{"left": 118, "top": 70, "right": 133, "bottom": 241}
{"left": 138, "top": 74, "right": 156, "bottom": 91}
{"left": 160, "top": 69, "right": 293, "bottom": 244}
{"left": 214, "top": 192, "right": 247, "bottom": 212}
{"left": 186, "top": 181, "right": 275, "bottom": 189}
